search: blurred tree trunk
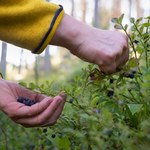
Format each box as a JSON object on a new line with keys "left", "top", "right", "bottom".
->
{"left": 44, "top": 46, "right": 51, "bottom": 73}
{"left": 81, "top": 0, "right": 87, "bottom": 23}
{"left": 71, "top": 0, "right": 75, "bottom": 16}
{"left": 18, "top": 49, "right": 24, "bottom": 74}
{"left": 112, "top": 0, "right": 121, "bottom": 18}
{"left": 0, "top": 42, "right": 7, "bottom": 78}
{"left": 93, "top": 0, "right": 101, "bottom": 28}
{"left": 128, "top": 0, "right": 132, "bottom": 18}
{"left": 136, "top": 0, "right": 142, "bottom": 18}
{"left": 66, "top": 0, "right": 75, "bottom": 58}
{"left": 34, "top": 56, "right": 39, "bottom": 85}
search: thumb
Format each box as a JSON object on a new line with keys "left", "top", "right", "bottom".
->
{"left": 59, "top": 91, "right": 67, "bottom": 100}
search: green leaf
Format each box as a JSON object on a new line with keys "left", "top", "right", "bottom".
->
{"left": 136, "top": 17, "right": 143, "bottom": 24}
{"left": 29, "top": 82, "right": 36, "bottom": 89}
{"left": 136, "top": 45, "right": 144, "bottom": 54}
{"left": 130, "top": 17, "right": 135, "bottom": 23}
{"left": 111, "top": 18, "right": 118, "bottom": 23}
{"left": 124, "top": 24, "right": 128, "bottom": 30}
{"left": 118, "top": 14, "right": 124, "bottom": 23}
{"left": 19, "top": 81, "right": 27, "bottom": 87}
{"left": 114, "top": 24, "right": 122, "bottom": 29}
{"left": 127, "top": 104, "right": 143, "bottom": 115}
{"left": 130, "top": 25, "right": 136, "bottom": 31}
{"left": 141, "top": 23, "right": 150, "bottom": 28}
{"left": 57, "top": 137, "right": 70, "bottom": 149}
{"left": 91, "top": 96, "right": 100, "bottom": 106}
{"left": 127, "top": 58, "right": 139, "bottom": 68}
{"left": 146, "top": 16, "right": 150, "bottom": 19}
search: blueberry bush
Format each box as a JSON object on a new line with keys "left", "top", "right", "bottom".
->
{"left": 1, "top": 15, "right": 150, "bottom": 150}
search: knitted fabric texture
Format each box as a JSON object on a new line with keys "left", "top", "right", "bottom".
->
{"left": 0, "top": 0, "right": 64, "bottom": 54}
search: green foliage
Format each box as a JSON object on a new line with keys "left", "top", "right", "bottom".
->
{"left": 1, "top": 15, "right": 150, "bottom": 149}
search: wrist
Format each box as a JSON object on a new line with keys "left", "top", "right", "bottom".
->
{"left": 50, "top": 14, "right": 85, "bottom": 53}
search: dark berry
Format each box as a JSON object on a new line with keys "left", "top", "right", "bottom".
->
{"left": 107, "top": 90, "right": 114, "bottom": 97}
{"left": 17, "top": 96, "right": 37, "bottom": 106}
{"left": 124, "top": 73, "right": 135, "bottom": 79}
{"left": 89, "top": 72, "right": 97, "bottom": 80}
{"left": 128, "top": 74, "right": 134, "bottom": 79}
{"left": 89, "top": 72, "right": 95, "bottom": 77}
{"left": 43, "top": 128, "right": 47, "bottom": 133}
{"left": 128, "top": 88, "right": 131, "bottom": 92}
{"left": 109, "top": 79, "right": 114, "bottom": 84}
{"left": 103, "top": 128, "right": 113, "bottom": 136}
{"left": 69, "top": 98, "right": 74, "bottom": 103}
{"left": 133, "top": 40, "right": 139, "bottom": 44}
{"left": 93, "top": 108, "right": 101, "bottom": 114}
{"left": 51, "top": 134, "right": 56, "bottom": 138}
{"left": 96, "top": 102, "right": 99, "bottom": 105}
{"left": 132, "top": 70, "right": 136, "bottom": 74}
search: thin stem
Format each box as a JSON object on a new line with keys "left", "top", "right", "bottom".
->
{"left": 133, "top": 22, "right": 148, "bottom": 68}
{"left": 82, "top": 73, "right": 90, "bottom": 95}
{"left": 0, "top": 125, "right": 8, "bottom": 150}
{"left": 146, "top": 19, "right": 149, "bottom": 33}
{"left": 128, "top": 90, "right": 140, "bottom": 103}
{"left": 67, "top": 100, "right": 91, "bottom": 115}
{"left": 120, "top": 24, "right": 143, "bottom": 73}
{"left": 121, "top": 24, "right": 137, "bottom": 59}
{"left": 120, "top": 94, "right": 135, "bottom": 103}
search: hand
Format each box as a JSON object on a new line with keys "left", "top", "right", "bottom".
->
{"left": 71, "top": 28, "right": 129, "bottom": 73}
{"left": 51, "top": 14, "right": 129, "bottom": 74}
{"left": 0, "top": 79, "right": 66, "bottom": 127}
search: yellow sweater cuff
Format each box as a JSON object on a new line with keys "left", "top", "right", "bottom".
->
{"left": 0, "top": 1, "right": 65, "bottom": 54}
{"left": 32, "top": 5, "right": 64, "bottom": 54}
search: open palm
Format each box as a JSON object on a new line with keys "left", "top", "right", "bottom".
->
{"left": 0, "top": 79, "right": 66, "bottom": 127}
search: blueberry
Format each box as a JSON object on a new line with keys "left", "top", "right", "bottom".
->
{"left": 43, "top": 128, "right": 47, "bottom": 133}
{"left": 93, "top": 109, "right": 101, "bottom": 114}
{"left": 89, "top": 72, "right": 95, "bottom": 78}
{"left": 133, "top": 40, "right": 139, "bottom": 44}
{"left": 89, "top": 72, "right": 97, "bottom": 80}
{"left": 128, "top": 74, "right": 134, "bottom": 79}
{"left": 124, "top": 73, "right": 135, "bottom": 79}
{"left": 107, "top": 90, "right": 114, "bottom": 97}
{"left": 17, "top": 96, "right": 37, "bottom": 106}
{"left": 132, "top": 70, "right": 136, "bottom": 74}
{"left": 29, "top": 100, "right": 37, "bottom": 106}
{"left": 69, "top": 98, "right": 74, "bottom": 103}
{"left": 109, "top": 79, "right": 114, "bottom": 84}
{"left": 51, "top": 134, "right": 56, "bottom": 138}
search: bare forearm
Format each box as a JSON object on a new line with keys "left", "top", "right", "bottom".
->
{"left": 50, "top": 13, "right": 129, "bottom": 73}
{"left": 50, "top": 14, "right": 84, "bottom": 52}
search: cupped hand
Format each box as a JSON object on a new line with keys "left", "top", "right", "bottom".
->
{"left": 0, "top": 79, "right": 66, "bottom": 127}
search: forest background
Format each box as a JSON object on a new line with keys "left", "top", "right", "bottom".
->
{"left": 0, "top": 0, "right": 149, "bottom": 83}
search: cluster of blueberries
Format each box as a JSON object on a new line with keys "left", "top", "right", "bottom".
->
{"left": 43, "top": 128, "right": 56, "bottom": 138}
{"left": 17, "top": 96, "right": 37, "bottom": 106}
{"left": 124, "top": 70, "right": 137, "bottom": 79}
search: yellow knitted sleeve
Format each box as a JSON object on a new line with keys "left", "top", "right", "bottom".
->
{"left": 0, "top": 0, "right": 64, "bottom": 54}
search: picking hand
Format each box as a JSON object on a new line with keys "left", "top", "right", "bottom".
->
{"left": 72, "top": 29, "right": 129, "bottom": 73}
{"left": 51, "top": 14, "right": 129, "bottom": 74}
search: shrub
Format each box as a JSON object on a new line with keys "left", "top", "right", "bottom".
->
{"left": 1, "top": 15, "right": 150, "bottom": 150}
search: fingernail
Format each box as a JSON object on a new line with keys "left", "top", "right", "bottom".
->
{"left": 59, "top": 91, "right": 67, "bottom": 99}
